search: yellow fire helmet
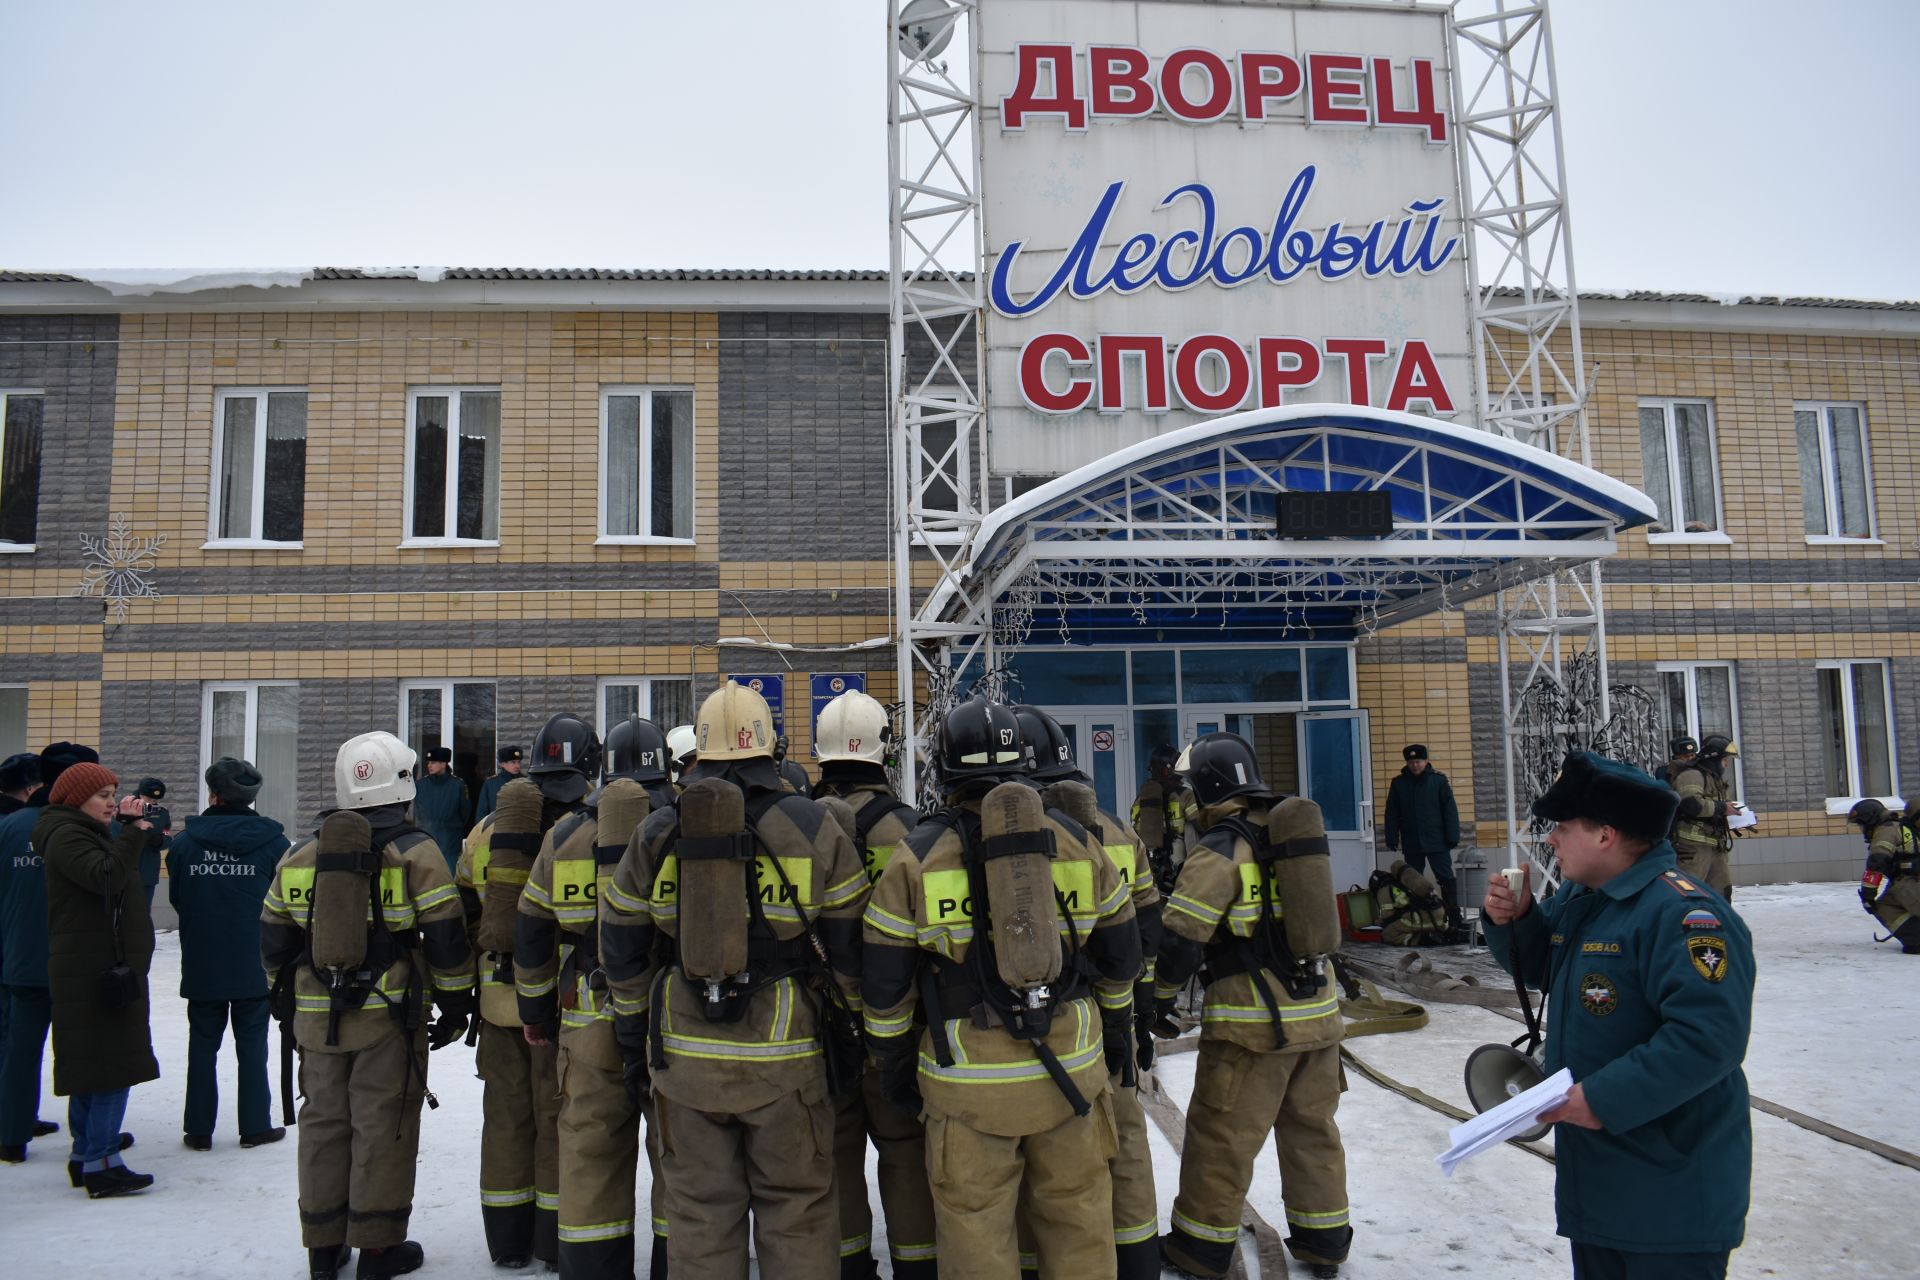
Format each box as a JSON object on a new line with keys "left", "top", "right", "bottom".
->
{"left": 695, "top": 680, "right": 776, "bottom": 762}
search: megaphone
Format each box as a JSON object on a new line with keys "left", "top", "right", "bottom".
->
{"left": 1464, "top": 1042, "right": 1550, "bottom": 1141}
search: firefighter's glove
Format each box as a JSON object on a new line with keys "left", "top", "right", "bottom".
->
{"left": 1133, "top": 1006, "right": 1156, "bottom": 1074}
{"left": 1861, "top": 871, "right": 1886, "bottom": 913}
{"left": 428, "top": 988, "right": 475, "bottom": 1051}
{"left": 1149, "top": 996, "right": 1183, "bottom": 1039}
{"left": 874, "top": 1042, "right": 922, "bottom": 1116}
{"left": 614, "top": 1015, "right": 651, "bottom": 1105}
{"left": 1102, "top": 1010, "right": 1137, "bottom": 1088}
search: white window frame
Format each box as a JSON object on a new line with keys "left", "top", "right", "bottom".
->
{"left": 0, "top": 683, "right": 27, "bottom": 758}
{"left": 1654, "top": 661, "right": 1743, "bottom": 793}
{"left": 595, "top": 676, "right": 696, "bottom": 735}
{"left": 596, "top": 386, "right": 696, "bottom": 545}
{"left": 1639, "top": 397, "right": 1729, "bottom": 544}
{"left": 199, "top": 681, "right": 298, "bottom": 814}
{"left": 206, "top": 387, "right": 307, "bottom": 548}
{"left": 402, "top": 386, "right": 502, "bottom": 547}
{"left": 1795, "top": 401, "right": 1880, "bottom": 545}
{"left": 0, "top": 388, "right": 46, "bottom": 552}
{"left": 398, "top": 679, "right": 498, "bottom": 748}
{"left": 1815, "top": 659, "right": 1901, "bottom": 814}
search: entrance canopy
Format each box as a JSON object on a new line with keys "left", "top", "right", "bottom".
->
{"left": 926, "top": 406, "right": 1657, "bottom": 644}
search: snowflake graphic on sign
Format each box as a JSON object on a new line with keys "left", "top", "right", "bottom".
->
{"left": 75, "top": 512, "right": 166, "bottom": 621}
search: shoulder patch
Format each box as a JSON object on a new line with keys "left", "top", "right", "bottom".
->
{"left": 1681, "top": 908, "right": 1722, "bottom": 931}
{"left": 1686, "top": 935, "right": 1730, "bottom": 983}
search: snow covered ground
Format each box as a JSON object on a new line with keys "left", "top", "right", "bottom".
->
{"left": 0, "top": 882, "right": 1913, "bottom": 1278}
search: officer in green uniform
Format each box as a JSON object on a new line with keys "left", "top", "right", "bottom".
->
{"left": 1484, "top": 752, "right": 1754, "bottom": 1280}
{"left": 1847, "top": 799, "right": 1920, "bottom": 953}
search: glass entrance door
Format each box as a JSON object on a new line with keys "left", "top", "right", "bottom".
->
{"left": 1297, "top": 709, "right": 1375, "bottom": 892}
{"left": 1046, "top": 711, "right": 1129, "bottom": 819}
{"left": 1181, "top": 710, "right": 1301, "bottom": 797}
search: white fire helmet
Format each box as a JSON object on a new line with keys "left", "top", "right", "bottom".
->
{"left": 816, "top": 689, "right": 889, "bottom": 765}
{"left": 334, "top": 730, "right": 418, "bottom": 810}
{"left": 695, "top": 681, "right": 774, "bottom": 762}
{"left": 666, "top": 724, "right": 697, "bottom": 769}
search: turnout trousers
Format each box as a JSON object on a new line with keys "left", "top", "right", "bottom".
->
{"left": 1673, "top": 846, "right": 1732, "bottom": 898}
{"left": 927, "top": 1091, "right": 1119, "bottom": 1280}
{"left": 832, "top": 1070, "right": 937, "bottom": 1276}
{"left": 654, "top": 1081, "right": 839, "bottom": 1280}
{"left": 556, "top": 1016, "right": 642, "bottom": 1280}
{"left": 1016, "top": 1072, "right": 1157, "bottom": 1280}
{"left": 1164, "top": 1041, "right": 1350, "bottom": 1280}
{"left": 476, "top": 1019, "right": 560, "bottom": 1265}
{"left": 295, "top": 1026, "right": 428, "bottom": 1250}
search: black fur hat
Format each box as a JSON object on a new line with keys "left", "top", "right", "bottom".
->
{"left": 1532, "top": 751, "right": 1680, "bottom": 845}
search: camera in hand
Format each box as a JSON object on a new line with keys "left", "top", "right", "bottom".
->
{"left": 141, "top": 801, "right": 161, "bottom": 817}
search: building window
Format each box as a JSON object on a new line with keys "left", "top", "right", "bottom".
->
{"left": 1655, "top": 661, "right": 1741, "bottom": 786}
{"left": 597, "top": 677, "right": 695, "bottom": 734}
{"left": 1816, "top": 660, "right": 1896, "bottom": 808}
{"left": 601, "top": 388, "right": 694, "bottom": 541}
{"left": 0, "top": 685, "right": 26, "bottom": 758}
{"left": 400, "top": 680, "right": 497, "bottom": 798}
{"left": 1637, "top": 399, "right": 1721, "bottom": 535}
{"left": 210, "top": 388, "right": 307, "bottom": 544}
{"left": 1795, "top": 403, "right": 1874, "bottom": 539}
{"left": 406, "top": 388, "right": 501, "bottom": 543}
{"left": 203, "top": 683, "right": 300, "bottom": 831}
{"left": 0, "top": 390, "right": 45, "bottom": 548}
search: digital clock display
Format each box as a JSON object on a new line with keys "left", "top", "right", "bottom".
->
{"left": 1275, "top": 491, "right": 1395, "bottom": 539}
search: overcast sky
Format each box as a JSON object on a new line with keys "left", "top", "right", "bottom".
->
{"left": 2, "top": 0, "right": 1913, "bottom": 299}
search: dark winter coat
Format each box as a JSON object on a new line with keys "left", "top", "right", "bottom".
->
{"left": 0, "top": 793, "right": 51, "bottom": 987}
{"left": 412, "top": 772, "right": 471, "bottom": 872}
{"left": 474, "top": 769, "right": 515, "bottom": 822}
{"left": 167, "top": 805, "right": 289, "bottom": 1001}
{"left": 36, "top": 805, "right": 161, "bottom": 1096}
{"left": 1383, "top": 765, "right": 1460, "bottom": 854}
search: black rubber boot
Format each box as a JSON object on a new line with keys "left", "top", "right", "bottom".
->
{"left": 310, "top": 1245, "right": 353, "bottom": 1280}
{"left": 1117, "top": 1236, "right": 1163, "bottom": 1279}
{"left": 1440, "top": 881, "right": 1465, "bottom": 936}
{"left": 1285, "top": 1224, "right": 1353, "bottom": 1279}
{"left": 647, "top": 1233, "right": 669, "bottom": 1278}
{"left": 1894, "top": 917, "right": 1920, "bottom": 955}
{"left": 83, "top": 1164, "right": 155, "bottom": 1198}
{"left": 842, "top": 1253, "right": 881, "bottom": 1280}
{"left": 355, "top": 1241, "right": 425, "bottom": 1278}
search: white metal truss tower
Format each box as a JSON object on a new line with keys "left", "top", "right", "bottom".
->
{"left": 1453, "top": 0, "right": 1608, "bottom": 882}
{"left": 888, "top": 0, "right": 1614, "bottom": 830}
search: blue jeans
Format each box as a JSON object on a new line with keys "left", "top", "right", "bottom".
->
{"left": 1404, "top": 847, "right": 1455, "bottom": 887}
{"left": 185, "top": 997, "right": 272, "bottom": 1138}
{"left": 0, "top": 985, "right": 51, "bottom": 1145}
{"left": 69, "top": 1088, "right": 131, "bottom": 1167}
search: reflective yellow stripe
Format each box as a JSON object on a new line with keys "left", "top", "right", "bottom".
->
{"left": 1202, "top": 994, "right": 1340, "bottom": 1024}
{"left": 1115, "top": 1218, "right": 1159, "bottom": 1245}
{"left": 558, "top": 1220, "right": 634, "bottom": 1243}
{"left": 1173, "top": 1209, "right": 1239, "bottom": 1243}
{"left": 481, "top": 1187, "right": 535, "bottom": 1207}
{"left": 1285, "top": 1206, "right": 1351, "bottom": 1228}
{"left": 891, "top": 1242, "right": 938, "bottom": 1261}
{"left": 863, "top": 903, "right": 916, "bottom": 939}
{"left": 839, "top": 1233, "right": 872, "bottom": 1258}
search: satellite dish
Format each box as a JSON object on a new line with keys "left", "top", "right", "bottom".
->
{"left": 898, "top": 0, "right": 958, "bottom": 63}
{"left": 1463, "top": 1043, "right": 1550, "bottom": 1142}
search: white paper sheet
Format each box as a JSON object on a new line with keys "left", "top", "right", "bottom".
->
{"left": 1435, "top": 1067, "right": 1573, "bottom": 1177}
{"left": 1727, "top": 804, "right": 1758, "bottom": 830}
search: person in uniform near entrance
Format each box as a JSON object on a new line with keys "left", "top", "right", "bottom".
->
{"left": 1653, "top": 734, "right": 1697, "bottom": 785}
{"left": 413, "top": 746, "right": 472, "bottom": 875}
{"left": 513, "top": 713, "right": 661, "bottom": 1280}
{"left": 168, "top": 756, "right": 290, "bottom": 1151}
{"left": 810, "top": 688, "right": 936, "bottom": 1279}
{"left": 601, "top": 681, "right": 869, "bottom": 1280}
{"left": 460, "top": 721, "right": 589, "bottom": 1271}
{"left": 1153, "top": 733, "right": 1352, "bottom": 1280}
{"left": 474, "top": 745, "right": 523, "bottom": 823}
{"left": 1383, "top": 744, "right": 1464, "bottom": 935}
{"left": 1483, "top": 751, "right": 1754, "bottom": 1280}
{"left": 863, "top": 698, "right": 1141, "bottom": 1280}
{"left": 1847, "top": 799, "right": 1920, "bottom": 953}
{"left": 261, "top": 730, "right": 476, "bottom": 1280}
{"left": 1669, "top": 734, "right": 1739, "bottom": 900}
{"left": 1131, "top": 743, "right": 1192, "bottom": 892}
{"left": 1013, "top": 705, "right": 1163, "bottom": 1280}
{"left": 131, "top": 776, "right": 172, "bottom": 911}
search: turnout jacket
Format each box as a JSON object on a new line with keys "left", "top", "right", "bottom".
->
{"left": 1485, "top": 845, "right": 1754, "bottom": 1253}
{"left": 1154, "top": 798, "right": 1343, "bottom": 1055}
{"left": 1130, "top": 778, "right": 1191, "bottom": 858}
{"left": 1670, "top": 763, "right": 1733, "bottom": 855}
{"left": 261, "top": 806, "right": 473, "bottom": 1053}
{"left": 861, "top": 798, "right": 1141, "bottom": 1137}
{"left": 599, "top": 784, "right": 869, "bottom": 1113}
{"left": 812, "top": 768, "right": 918, "bottom": 886}
{"left": 166, "top": 806, "right": 289, "bottom": 1001}
{"left": 512, "top": 806, "right": 617, "bottom": 1036}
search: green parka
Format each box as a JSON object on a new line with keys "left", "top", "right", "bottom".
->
{"left": 36, "top": 805, "right": 162, "bottom": 1096}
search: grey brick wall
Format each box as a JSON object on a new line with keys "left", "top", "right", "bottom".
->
{"left": 0, "top": 315, "right": 118, "bottom": 567}
{"left": 98, "top": 680, "right": 202, "bottom": 805}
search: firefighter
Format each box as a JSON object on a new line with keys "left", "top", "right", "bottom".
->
{"left": 810, "top": 688, "right": 935, "bottom": 1278}
{"left": 1154, "top": 733, "right": 1351, "bottom": 1280}
{"left": 1012, "top": 705, "right": 1163, "bottom": 1280}
{"left": 513, "top": 713, "right": 656, "bottom": 1280}
{"left": 261, "top": 731, "right": 475, "bottom": 1280}
{"left": 600, "top": 681, "right": 869, "bottom": 1280}
{"left": 1849, "top": 799, "right": 1920, "bottom": 953}
{"left": 864, "top": 698, "right": 1142, "bottom": 1280}
{"left": 1131, "top": 743, "right": 1192, "bottom": 892}
{"left": 1671, "top": 735, "right": 1739, "bottom": 899}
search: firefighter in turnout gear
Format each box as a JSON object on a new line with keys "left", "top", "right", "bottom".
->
{"left": 600, "top": 681, "right": 870, "bottom": 1280}
{"left": 260, "top": 731, "right": 475, "bottom": 1280}
{"left": 1153, "top": 733, "right": 1351, "bottom": 1280}
{"left": 512, "top": 715, "right": 661, "bottom": 1280}
{"left": 1013, "top": 705, "right": 1163, "bottom": 1280}
{"left": 1848, "top": 799, "right": 1920, "bottom": 953}
{"left": 457, "top": 745, "right": 580, "bottom": 1269}
{"left": 810, "top": 689, "right": 936, "bottom": 1279}
{"left": 863, "top": 698, "right": 1143, "bottom": 1280}
{"left": 1671, "top": 735, "right": 1739, "bottom": 900}
{"left": 1132, "top": 743, "right": 1192, "bottom": 893}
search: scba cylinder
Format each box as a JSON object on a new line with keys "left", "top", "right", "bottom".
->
{"left": 1266, "top": 797, "right": 1340, "bottom": 960}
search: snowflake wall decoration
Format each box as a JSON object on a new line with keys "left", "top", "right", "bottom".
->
{"left": 75, "top": 512, "right": 166, "bottom": 621}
